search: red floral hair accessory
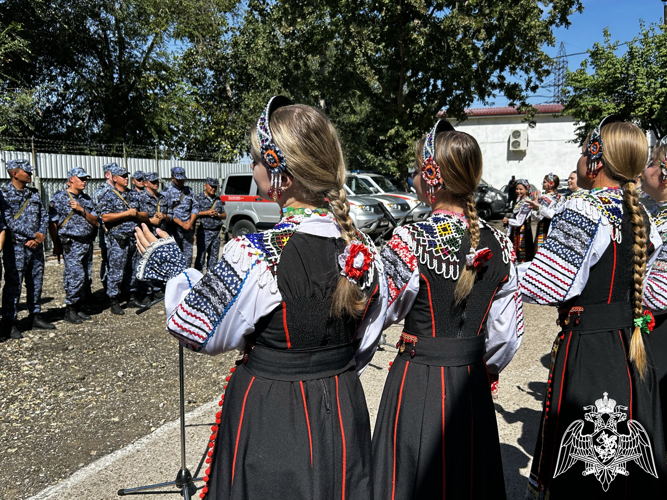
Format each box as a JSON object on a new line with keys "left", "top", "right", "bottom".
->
{"left": 338, "top": 240, "right": 373, "bottom": 284}
{"left": 465, "top": 247, "right": 493, "bottom": 271}
{"left": 634, "top": 310, "right": 655, "bottom": 335}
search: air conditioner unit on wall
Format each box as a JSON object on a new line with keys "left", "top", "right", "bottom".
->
{"left": 509, "top": 129, "right": 528, "bottom": 151}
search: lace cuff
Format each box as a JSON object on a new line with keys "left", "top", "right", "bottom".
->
{"left": 136, "top": 237, "right": 187, "bottom": 282}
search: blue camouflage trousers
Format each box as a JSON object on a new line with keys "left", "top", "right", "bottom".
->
{"left": 98, "top": 224, "right": 108, "bottom": 284}
{"left": 2, "top": 240, "right": 44, "bottom": 320}
{"left": 173, "top": 228, "right": 194, "bottom": 269}
{"left": 62, "top": 238, "right": 93, "bottom": 305}
{"left": 106, "top": 233, "right": 137, "bottom": 299}
{"left": 194, "top": 227, "right": 221, "bottom": 272}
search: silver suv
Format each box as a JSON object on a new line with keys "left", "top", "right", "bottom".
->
{"left": 221, "top": 173, "right": 387, "bottom": 237}
{"left": 349, "top": 172, "right": 431, "bottom": 222}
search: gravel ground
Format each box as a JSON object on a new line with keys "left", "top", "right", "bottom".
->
{"left": 3, "top": 223, "right": 560, "bottom": 500}
{"left": 0, "top": 257, "right": 237, "bottom": 500}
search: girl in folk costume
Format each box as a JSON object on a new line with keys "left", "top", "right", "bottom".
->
{"left": 372, "top": 122, "right": 524, "bottom": 500}
{"left": 521, "top": 117, "right": 667, "bottom": 499}
{"left": 134, "top": 96, "right": 387, "bottom": 500}
{"left": 503, "top": 179, "right": 536, "bottom": 262}
{"left": 530, "top": 173, "right": 561, "bottom": 250}
{"left": 640, "top": 138, "right": 667, "bottom": 445}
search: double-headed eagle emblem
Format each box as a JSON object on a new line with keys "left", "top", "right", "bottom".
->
{"left": 553, "top": 392, "right": 658, "bottom": 491}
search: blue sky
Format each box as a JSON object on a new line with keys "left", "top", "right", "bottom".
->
{"left": 475, "top": 0, "right": 665, "bottom": 108}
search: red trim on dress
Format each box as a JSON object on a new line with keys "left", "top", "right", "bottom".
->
{"left": 282, "top": 301, "right": 291, "bottom": 348}
{"left": 231, "top": 376, "right": 255, "bottom": 485}
{"left": 420, "top": 273, "right": 436, "bottom": 337}
{"left": 354, "top": 284, "right": 379, "bottom": 340}
{"left": 441, "top": 366, "right": 446, "bottom": 498}
{"left": 477, "top": 284, "right": 501, "bottom": 336}
{"left": 335, "top": 375, "right": 347, "bottom": 500}
{"left": 392, "top": 361, "right": 410, "bottom": 500}
{"left": 608, "top": 242, "right": 617, "bottom": 304}
{"left": 548, "top": 331, "right": 573, "bottom": 488}
{"left": 300, "top": 381, "right": 313, "bottom": 467}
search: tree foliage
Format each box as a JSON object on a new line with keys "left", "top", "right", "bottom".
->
{"left": 564, "top": 24, "right": 667, "bottom": 144}
{"left": 2, "top": 0, "right": 583, "bottom": 166}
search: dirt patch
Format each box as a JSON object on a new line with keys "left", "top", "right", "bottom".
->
{"left": 0, "top": 258, "right": 237, "bottom": 500}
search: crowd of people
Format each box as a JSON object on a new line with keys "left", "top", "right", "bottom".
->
{"left": 0, "top": 160, "right": 225, "bottom": 340}
{"left": 127, "top": 98, "right": 667, "bottom": 500}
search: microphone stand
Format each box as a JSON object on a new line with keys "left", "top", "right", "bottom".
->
{"left": 117, "top": 306, "right": 207, "bottom": 498}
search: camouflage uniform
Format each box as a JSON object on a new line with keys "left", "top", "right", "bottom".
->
{"left": 93, "top": 163, "right": 117, "bottom": 287}
{"left": 162, "top": 167, "right": 198, "bottom": 267}
{"left": 48, "top": 169, "right": 96, "bottom": 307}
{"left": 96, "top": 166, "right": 140, "bottom": 300}
{"left": 1, "top": 160, "right": 49, "bottom": 325}
{"left": 194, "top": 178, "right": 225, "bottom": 272}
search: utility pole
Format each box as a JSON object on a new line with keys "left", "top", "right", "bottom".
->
{"left": 547, "top": 42, "right": 568, "bottom": 104}
{"left": 31, "top": 137, "right": 42, "bottom": 193}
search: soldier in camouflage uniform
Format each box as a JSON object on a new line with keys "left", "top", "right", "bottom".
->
{"left": 132, "top": 170, "right": 145, "bottom": 193}
{"left": 93, "top": 163, "right": 117, "bottom": 291}
{"left": 1, "top": 159, "right": 55, "bottom": 338}
{"left": 194, "top": 177, "right": 226, "bottom": 272}
{"left": 134, "top": 171, "right": 165, "bottom": 303}
{"left": 162, "top": 166, "right": 198, "bottom": 267}
{"left": 48, "top": 167, "right": 98, "bottom": 324}
{"left": 0, "top": 210, "right": 8, "bottom": 341}
{"left": 97, "top": 165, "right": 150, "bottom": 314}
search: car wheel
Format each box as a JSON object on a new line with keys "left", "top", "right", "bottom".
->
{"left": 232, "top": 219, "right": 256, "bottom": 238}
{"left": 477, "top": 206, "right": 491, "bottom": 219}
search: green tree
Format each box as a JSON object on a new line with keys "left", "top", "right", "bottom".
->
{"left": 564, "top": 24, "right": 667, "bottom": 144}
{"left": 0, "top": 0, "right": 235, "bottom": 155}
{"left": 0, "top": 21, "right": 39, "bottom": 137}
{"left": 218, "top": 0, "right": 583, "bottom": 175}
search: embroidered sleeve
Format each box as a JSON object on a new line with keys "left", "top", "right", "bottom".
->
{"left": 644, "top": 219, "right": 667, "bottom": 314}
{"left": 507, "top": 200, "right": 533, "bottom": 227}
{"left": 136, "top": 237, "right": 187, "bottom": 282}
{"left": 164, "top": 236, "right": 283, "bottom": 354}
{"left": 354, "top": 252, "right": 389, "bottom": 375}
{"left": 484, "top": 262, "right": 524, "bottom": 374}
{"left": 519, "top": 198, "right": 610, "bottom": 305}
{"left": 536, "top": 194, "right": 560, "bottom": 221}
{"left": 381, "top": 227, "right": 420, "bottom": 326}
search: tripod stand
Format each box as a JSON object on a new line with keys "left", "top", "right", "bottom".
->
{"left": 118, "top": 308, "right": 208, "bottom": 498}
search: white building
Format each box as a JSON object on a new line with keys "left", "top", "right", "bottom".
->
{"left": 444, "top": 104, "right": 581, "bottom": 191}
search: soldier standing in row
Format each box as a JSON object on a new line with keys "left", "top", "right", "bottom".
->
{"left": 162, "top": 167, "right": 197, "bottom": 267}
{"left": 194, "top": 177, "right": 226, "bottom": 272}
{"left": 135, "top": 171, "right": 166, "bottom": 303}
{"left": 93, "top": 162, "right": 117, "bottom": 292}
{"left": 97, "top": 165, "right": 151, "bottom": 315}
{"left": 48, "top": 168, "right": 98, "bottom": 324}
{"left": 132, "top": 171, "right": 145, "bottom": 193}
{"left": 1, "top": 159, "right": 55, "bottom": 338}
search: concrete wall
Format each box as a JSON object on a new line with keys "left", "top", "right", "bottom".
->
{"left": 449, "top": 114, "right": 581, "bottom": 191}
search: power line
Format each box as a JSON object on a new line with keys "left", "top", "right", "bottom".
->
{"left": 551, "top": 41, "right": 630, "bottom": 59}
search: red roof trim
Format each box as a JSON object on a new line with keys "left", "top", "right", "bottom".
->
{"left": 438, "top": 104, "right": 564, "bottom": 118}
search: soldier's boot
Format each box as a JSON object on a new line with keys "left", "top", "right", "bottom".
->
{"left": 9, "top": 324, "right": 23, "bottom": 340}
{"left": 126, "top": 293, "right": 142, "bottom": 309}
{"left": 64, "top": 305, "right": 83, "bottom": 325}
{"left": 154, "top": 289, "right": 165, "bottom": 300}
{"left": 30, "top": 314, "right": 56, "bottom": 330}
{"left": 76, "top": 304, "right": 92, "bottom": 321}
{"left": 110, "top": 298, "right": 125, "bottom": 315}
{"left": 140, "top": 293, "right": 153, "bottom": 307}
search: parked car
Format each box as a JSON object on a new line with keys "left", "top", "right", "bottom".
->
{"left": 475, "top": 179, "right": 508, "bottom": 219}
{"left": 221, "top": 173, "right": 387, "bottom": 237}
{"left": 344, "top": 177, "right": 413, "bottom": 223}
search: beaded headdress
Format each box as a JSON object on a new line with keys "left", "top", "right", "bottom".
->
{"left": 421, "top": 119, "right": 455, "bottom": 203}
{"left": 516, "top": 178, "right": 530, "bottom": 190}
{"left": 547, "top": 172, "right": 554, "bottom": 186}
{"left": 586, "top": 115, "right": 623, "bottom": 178}
{"left": 658, "top": 136, "right": 667, "bottom": 187}
{"left": 257, "top": 95, "right": 293, "bottom": 200}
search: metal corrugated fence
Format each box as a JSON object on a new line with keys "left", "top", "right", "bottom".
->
{"left": 0, "top": 151, "right": 252, "bottom": 250}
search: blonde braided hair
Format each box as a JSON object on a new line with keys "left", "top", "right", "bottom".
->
{"left": 250, "top": 103, "right": 367, "bottom": 318}
{"left": 595, "top": 122, "right": 650, "bottom": 377}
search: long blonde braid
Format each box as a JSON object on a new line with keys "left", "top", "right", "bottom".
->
{"left": 455, "top": 193, "right": 481, "bottom": 305}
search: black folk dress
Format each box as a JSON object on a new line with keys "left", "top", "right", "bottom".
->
{"left": 156, "top": 212, "right": 386, "bottom": 500}
{"left": 373, "top": 211, "right": 524, "bottom": 500}
{"left": 534, "top": 192, "right": 561, "bottom": 251}
{"left": 507, "top": 197, "right": 535, "bottom": 263}
{"left": 520, "top": 188, "right": 667, "bottom": 499}
{"left": 644, "top": 200, "right": 667, "bottom": 456}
